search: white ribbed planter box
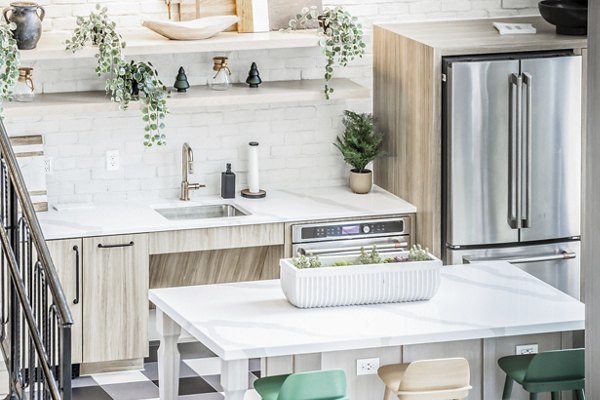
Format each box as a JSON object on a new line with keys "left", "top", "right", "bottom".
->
{"left": 280, "top": 253, "right": 442, "bottom": 308}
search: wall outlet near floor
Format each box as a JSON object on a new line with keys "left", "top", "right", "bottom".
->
{"left": 356, "top": 357, "right": 380, "bottom": 375}
{"left": 516, "top": 344, "right": 539, "bottom": 355}
{"left": 43, "top": 157, "right": 52, "bottom": 174}
{"left": 106, "top": 150, "right": 120, "bottom": 171}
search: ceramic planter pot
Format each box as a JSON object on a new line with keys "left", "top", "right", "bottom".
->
{"left": 280, "top": 251, "right": 442, "bottom": 308}
{"left": 349, "top": 169, "right": 372, "bottom": 194}
{"left": 3, "top": 2, "right": 45, "bottom": 50}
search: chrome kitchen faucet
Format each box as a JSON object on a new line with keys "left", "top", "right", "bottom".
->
{"left": 180, "top": 142, "right": 205, "bottom": 201}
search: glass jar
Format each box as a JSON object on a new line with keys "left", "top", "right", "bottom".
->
{"left": 13, "top": 67, "right": 35, "bottom": 102}
{"left": 209, "top": 56, "right": 232, "bottom": 91}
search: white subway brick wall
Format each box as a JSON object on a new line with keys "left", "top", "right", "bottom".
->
{"left": 3, "top": 0, "right": 539, "bottom": 204}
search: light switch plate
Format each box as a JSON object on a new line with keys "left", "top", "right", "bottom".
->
{"left": 106, "top": 150, "right": 120, "bottom": 171}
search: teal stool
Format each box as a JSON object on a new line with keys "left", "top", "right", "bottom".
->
{"left": 253, "top": 369, "right": 348, "bottom": 400}
{"left": 498, "top": 348, "right": 585, "bottom": 400}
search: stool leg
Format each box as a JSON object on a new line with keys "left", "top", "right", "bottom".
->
{"left": 575, "top": 389, "right": 585, "bottom": 400}
{"left": 529, "top": 393, "right": 538, "bottom": 400}
{"left": 383, "top": 387, "right": 393, "bottom": 400}
{"left": 502, "top": 376, "right": 514, "bottom": 400}
{"left": 551, "top": 392, "right": 560, "bottom": 400}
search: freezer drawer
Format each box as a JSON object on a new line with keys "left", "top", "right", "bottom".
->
{"left": 445, "top": 240, "right": 580, "bottom": 299}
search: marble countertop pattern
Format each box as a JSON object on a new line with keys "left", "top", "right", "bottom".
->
{"left": 38, "top": 185, "right": 417, "bottom": 240}
{"left": 149, "top": 262, "right": 585, "bottom": 361}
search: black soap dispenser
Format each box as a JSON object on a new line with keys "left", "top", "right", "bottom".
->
{"left": 221, "top": 163, "right": 236, "bottom": 199}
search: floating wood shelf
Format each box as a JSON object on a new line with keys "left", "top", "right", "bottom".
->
{"left": 3, "top": 79, "right": 369, "bottom": 118}
{"left": 20, "top": 28, "right": 320, "bottom": 61}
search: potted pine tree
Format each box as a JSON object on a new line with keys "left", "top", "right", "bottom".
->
{"left": 334, "top": 110, "right": 384, "bottom": 194}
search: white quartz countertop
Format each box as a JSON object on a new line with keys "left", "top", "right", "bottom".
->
{"left": 149, "top": 262, "right": 585, "bottom": 361}
{"left": 38, "top": 185, "right": 416, "bottom": 240}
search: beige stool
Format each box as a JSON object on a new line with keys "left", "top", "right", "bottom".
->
{"left": 378, "top": 357, "right": 472, "bottom": 400}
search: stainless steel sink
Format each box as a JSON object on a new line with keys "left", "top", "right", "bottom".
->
{"left": 154, "top": 204, "right": 249, "bottom": 220}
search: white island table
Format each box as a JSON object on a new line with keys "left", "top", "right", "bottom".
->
{"left": 149, "top": 262, "right": 584, "bottom": 400}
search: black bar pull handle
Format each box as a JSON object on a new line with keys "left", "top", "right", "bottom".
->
{"left": 72, "top": 245, "right": 80, "bottom": 305}
{"left": 97, "top": 241, "right": 134, "bottom": 249}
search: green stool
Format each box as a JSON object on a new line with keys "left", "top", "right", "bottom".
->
{"left": 253, "top": 369, "right": 348, "bottom": 400}
{"left": 498, "top": 348, "right": 585, "bottom": 400}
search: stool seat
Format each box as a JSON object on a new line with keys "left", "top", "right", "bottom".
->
{"left": 254, "top": 374, "right": 291, "bottom": 400}
{"left": 253, "top": 369, "right": 348, "bottom": 400}
{"left": 498, "top": 348, "right": 585, "bottom": 400}
{"left": 377, "top": 358, "right": 471, "bottom": 400}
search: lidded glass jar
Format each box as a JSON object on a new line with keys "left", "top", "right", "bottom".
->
{"left": 209, "top": 56, "right": 232, "bottom": 91}
{"left": 13, "top": 67, "right": 35, "bottom": 102}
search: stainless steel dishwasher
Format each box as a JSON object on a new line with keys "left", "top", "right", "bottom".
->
{"left": 291, "top": 217, "right": 412, "bottom": 257}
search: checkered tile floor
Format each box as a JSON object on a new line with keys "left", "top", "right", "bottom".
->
{"left": 72, "top": 342, "right": 262, "bottom": 400}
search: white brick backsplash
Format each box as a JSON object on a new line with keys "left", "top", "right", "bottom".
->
{"left": 17, "top": 0, "right": 538, "bottom": 205}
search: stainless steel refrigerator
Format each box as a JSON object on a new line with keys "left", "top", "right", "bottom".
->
{"left": 442, "top": 52, "right": 582, "bottom": 299}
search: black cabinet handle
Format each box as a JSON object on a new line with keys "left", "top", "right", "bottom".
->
{"left": 72, "top": 245, "right": 80, "bottom": 305}
{"left": 97, "top": 241, "right": 134, "bottom": 249}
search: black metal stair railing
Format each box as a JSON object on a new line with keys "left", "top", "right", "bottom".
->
{"left": 0, "top": 119, "right": 73, "bottom": 399}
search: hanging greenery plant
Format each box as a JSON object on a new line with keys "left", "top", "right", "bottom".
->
{"left": 286, "top": 6, "right": 366, "bottom": 99}
{"left": 65, "top": 5, "right": 169, "bottom": 146}
{"left": 0, "top": 20, "right": 21, "bottom": 113}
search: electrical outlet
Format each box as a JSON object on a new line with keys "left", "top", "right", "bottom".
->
{"left": 106, "top": 150, "right": 120, "bottom": 171}
{"left": 42, "top": 157, "right": 52, "bottom": 174}
{"left": 516, "top": 344, "right": 538, "bottom": 355}
{"left": 356, "top": 358, "right": 380, "bottom": 376}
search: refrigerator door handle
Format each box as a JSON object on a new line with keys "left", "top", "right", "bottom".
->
{"left": 508, "top": 73, "right": 523, "bottom": 229}
{"left": 463, "top": 250, "right": 576, "bottom": 264}
{"left": 522, "top": 72, "right": 533, "bottom": 228}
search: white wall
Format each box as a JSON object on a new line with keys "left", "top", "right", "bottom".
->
{"left": 3, "top": 0, "right": 539, "bottom": 204}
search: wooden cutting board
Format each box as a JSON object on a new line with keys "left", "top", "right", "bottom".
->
{"left": 10, "top": 135, "right": 48, "bottom": 212}
{"left": 172, "top": 0, "right": 300, "bottom": 32}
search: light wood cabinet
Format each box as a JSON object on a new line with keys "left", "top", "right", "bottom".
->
{"left": 45, "top": 239, "right": 83, "bottom": 364}
{"left": 82, "top": 234, "right": 149, "bottom": 363}
{"left": 148, "top": 223, "right": 284, "bottom": 254}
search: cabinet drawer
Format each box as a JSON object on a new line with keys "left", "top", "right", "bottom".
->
{"left": 149, "top": 223, "right": 284, "bottom": 254}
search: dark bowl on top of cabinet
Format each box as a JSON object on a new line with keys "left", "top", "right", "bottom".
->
{"left": 539, "top": 0, "right": 588, "bottom": 36}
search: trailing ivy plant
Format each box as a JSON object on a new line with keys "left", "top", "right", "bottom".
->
{"left": 286, "top": 6, "right": 365, "bottom": 99}
{"left": 334, "top": 110, "right": 384, "bottom": 173}
{"left": 110, "top": 60, "right": 168, "bottom": 146}
{"left": 65, "top": 4, "right": 169, "bottom": 146}
{"left": 0, "top": 20, "right": 20, "bottom": 113}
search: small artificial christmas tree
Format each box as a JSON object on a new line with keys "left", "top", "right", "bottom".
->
{"left": 246, "top": 62, "right": 262, "bottom": 88}
{"left": 174, "top": 66, "right": 190, "bottom": 93}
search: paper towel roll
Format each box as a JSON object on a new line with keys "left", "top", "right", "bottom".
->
{"left": 248, "top": 141, "right": 259, "bottom": 193}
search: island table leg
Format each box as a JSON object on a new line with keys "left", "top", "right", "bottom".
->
{"left": 221, "top": 359, "right": 249, "bottom": 400}
{"left": 156, "top": 309, "right": 181, "bottom": 400}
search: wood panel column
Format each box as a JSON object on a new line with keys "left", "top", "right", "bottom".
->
{"left": 584, "top": 1, "right": 600, "bottom": 396}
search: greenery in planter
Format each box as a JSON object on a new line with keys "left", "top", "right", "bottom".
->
{"left": 408, "top": 245, "right": 431, "bottom": 261}
{"left": 334, "top": 110, "right": 384, "bottom": 173}
{"left": 0, "top": 20, "right": 20, "bottom": 113}
{"left": 65, "top": 5, "right": 169, "bottom": 147}
{"left": 286, "top": 6, "right": 366, "bottom": 99}
{"left": 292, "top": 254, "right": 323, "bottom": 269}
{"left": 292, "top": 244, "right": 432, "bottom": 269}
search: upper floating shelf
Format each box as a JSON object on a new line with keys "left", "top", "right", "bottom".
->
{"left": 20, "top": 28, "right": 320, "bottom": 61}
{"left": 3, "top": 79, "right": 369, "bottom": 118}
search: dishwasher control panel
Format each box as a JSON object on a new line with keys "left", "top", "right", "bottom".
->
{"left": 293, "top": 218, "right": 409, "bottom": 243}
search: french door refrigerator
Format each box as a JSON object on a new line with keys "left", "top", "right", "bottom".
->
{"left": 442, "top": 52, "right": 582, "bottom": 299}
